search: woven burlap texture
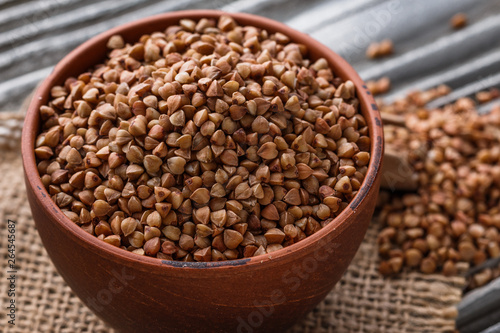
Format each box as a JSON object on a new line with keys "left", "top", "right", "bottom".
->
{"left": 0, "top": 115, "right": 464, "bottom": 333}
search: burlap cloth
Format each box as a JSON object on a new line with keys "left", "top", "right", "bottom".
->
{"left": 0, "top": 111, "right": 465, "bottom": 333}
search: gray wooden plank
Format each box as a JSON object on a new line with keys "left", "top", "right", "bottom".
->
{"left": 285, "top": 0, "right": 385, "bottom": 34}
{"left": 481, "top": 321, "right": 500, "bottom": 333}
{"left": 460, "top": 307, "right": 500, "bottom": 333}
{"left": 0, "top": 0, "right": 28, "bottom": 10}
{"left": 0, "top": 0, "right": 85, "bottom": 33}
{"left": 222, "top": 0, "right": 326, "bottom": 22}
{"left": 222, "top": 0, "right": 289, "bottom": 12}
{"left": 308, "top": 0, "right": 484, "bottom": 65}
{"left": 458, "top": 277, "right": 500, "bottom": 328}
{"left": 383, "top": 47, "right": 500, "bottom": 104}
{"left": 0, "top": 0, "right": 151, "bottom": 49}
{"left": 356, "top": 14, "right": 500, "bottom": 82}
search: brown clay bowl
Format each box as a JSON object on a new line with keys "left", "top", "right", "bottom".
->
{"left": 22, "top": 10, "right": 383, "bottom": 333}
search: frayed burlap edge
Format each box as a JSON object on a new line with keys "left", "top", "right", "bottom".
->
{"left": 0, "top": 113, "right": 464, "bottom": 333}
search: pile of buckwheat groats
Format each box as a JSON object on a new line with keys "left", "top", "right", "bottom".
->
{"left": 377, "top": 87, "right": 500, "bottom": 289}
{"left": 34, "top": 16, "right": 371, "bottom": 262}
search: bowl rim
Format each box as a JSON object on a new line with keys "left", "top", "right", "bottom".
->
{"left": 21, "top": 9, "right": 383, "bottom": 270}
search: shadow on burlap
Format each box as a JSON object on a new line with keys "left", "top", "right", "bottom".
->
{"left": 0, "top": 112, "right": 464, "bottom": 333}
